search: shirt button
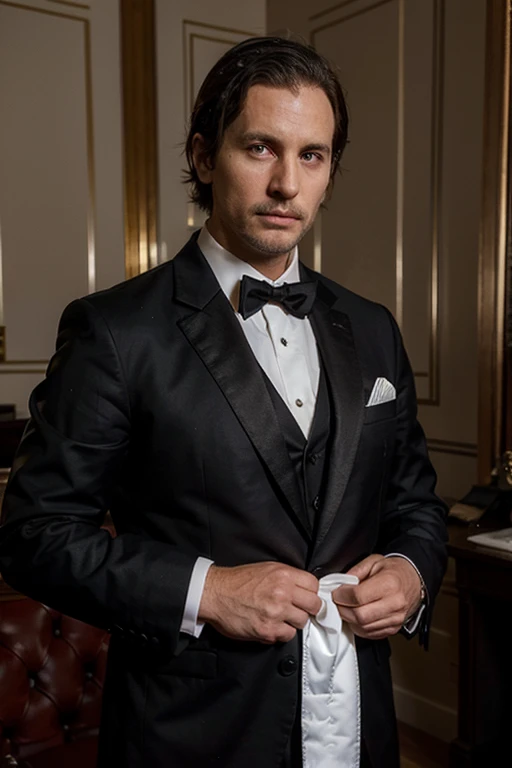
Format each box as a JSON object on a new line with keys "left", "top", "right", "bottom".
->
{"left": 280, "top": 337, "right": 288, "bottom": 346}
{"left": 295, "top": 399, "right": 303, "bottom": 408}
{"left": 278, "top": 655, "right": 298, "bottom": 676}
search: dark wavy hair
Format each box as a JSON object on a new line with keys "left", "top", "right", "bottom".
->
{"left": 184, "top": 36, "right": 349, "bottom": 214}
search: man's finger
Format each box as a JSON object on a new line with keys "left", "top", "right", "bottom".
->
{"left": 350, "top": 625, "right": 401, "bottom": 640}
{"left": 332, "top": 579, "right": 384, "bottom": 608}
{"left": 337, "top": 595, "right": 403, "bottom": 627}
{"left": 293, "top": 568, "right": 321, "bottom": 593}
{"left": 346, "top": 554, "right": 384, "bottom": 582}
{"left": 334, "top": 566, "right": 404, "bottom": 610}
{"left": 276, "top": 621, "right": 298, "bottom": 643}
{"left": 357, "top": 613, "right": 405, "bottom": 633}
{"left": 285, "top": 607, "right": 312, "bottom": 630}
{"left": 331, "top": 584, "right": 364, "bottom": 607}
{"left": 293, "top": 587, "right": 322, "bottom": 616}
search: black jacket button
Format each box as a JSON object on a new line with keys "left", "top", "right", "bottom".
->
{"left": 278, "top": 655, "right": 298, "bottom": 677}
{"left": 312, "top": 495, "right": 320, "bottom": 511}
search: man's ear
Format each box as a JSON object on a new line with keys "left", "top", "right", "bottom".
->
{"left": 191, "top": 134, "right": 213, "bottom": 183}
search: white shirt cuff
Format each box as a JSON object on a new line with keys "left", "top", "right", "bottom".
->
{"left": 180, "top": 556, "right": 214, "bottom": 638}
{"left": 402, "top": 601, "right": 426, "bottom": 635}
{"left": 385, "top": 553, "right": 427, "bottom": 635}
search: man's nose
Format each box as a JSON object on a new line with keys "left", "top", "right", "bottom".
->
{"left": 267, "top": 156, "right": 299, "bottom": 199}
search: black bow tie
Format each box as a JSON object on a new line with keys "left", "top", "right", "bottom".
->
{"left": 238, "top": 275, "right": 317, "bottom": 320}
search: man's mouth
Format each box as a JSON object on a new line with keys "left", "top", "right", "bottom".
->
{"left": 257, "top": 211, "right": 302, "bottom": 224}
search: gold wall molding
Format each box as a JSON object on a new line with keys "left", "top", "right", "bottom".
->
{"left": 310, "top": 0, "right": 443, "bottom": 406}
{"left": 0, "top": 0, "right": 84, "bottom": 20}
{"left": 0, "top": 366, "right": 47, "bottom": 374}
{"left": 310, "top": 0, "right": 393, "bottom": 39}
{"left": 46, "top": 0, "right": 89, "bottom": 9}
{"left": 477, "top": 0, "right": 511, "bottom": 484}
{"left": 188, "top": 33, "right": 242, "bottom": 115}
{"left": 84, "top": 14, "right": 96, "bottom": 294}
{"left": 182, "top": 19, "right": 255, "bottom": 118}
{"left": 121, "top": 0, "right": 159, "bottom": 278}
{"left": 182, "top": 18, "right": 256, "bottom": 38}
{"left": 0, "top": 0, "right": 95, "bottom": 369}
{"left": 427, "top": 438, "right": 478, "bottom": 458}
{"left": 418, "top": 0, "right": 443, "bottom": 407}
{"left": 310, "top": 0, "right": 363, "bottom": 24}
{"left": 395, "top": 0, "right": 404, "bottom": 331}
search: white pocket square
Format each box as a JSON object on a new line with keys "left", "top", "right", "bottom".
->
{"left": 366, "top": 377, "right": 396, "bottom": 407}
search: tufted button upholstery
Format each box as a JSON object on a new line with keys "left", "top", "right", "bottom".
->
{"left": 0, "top": 597, "right": 110, "bottom": 767}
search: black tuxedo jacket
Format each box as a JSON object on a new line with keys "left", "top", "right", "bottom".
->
{"left": 0, "top": 234, "right": 447, "bottom": 767}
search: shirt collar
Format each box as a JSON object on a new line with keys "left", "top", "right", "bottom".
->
{"left": 197, "top": 225, "right": 301, "bottom": 311}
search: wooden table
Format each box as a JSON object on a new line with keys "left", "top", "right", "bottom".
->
{"left": 448, "top": 523, "right": 512, "bottom": 767}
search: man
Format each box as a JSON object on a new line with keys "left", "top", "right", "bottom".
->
{"left": 0, "top": 37, "right": 447, "bottom": 767}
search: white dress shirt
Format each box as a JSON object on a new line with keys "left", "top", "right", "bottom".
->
{"left": 199, "top": 226, "right": 320, "bottom": 437}
{"left": 179, "top": 225, "right": 425, "bottom": 638}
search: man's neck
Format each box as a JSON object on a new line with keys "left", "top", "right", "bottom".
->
{"left": 205, "top": 222, "right": 292, "bottom": 281}
{"left": 245, "top": 253, "right": 292, "bottom": 281}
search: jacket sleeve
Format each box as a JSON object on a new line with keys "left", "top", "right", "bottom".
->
{"left": 0, "top": 298, "right": 196, "bottom": 654}
{"left": 376, "top": 307, "right": 448, "bottom": 647}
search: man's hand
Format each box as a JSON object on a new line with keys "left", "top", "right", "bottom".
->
{"left": 332, "top": 555, "right": 423, "bottom": 639}
{"left": 198, "top": 562, "right": 322, "bottom": 644}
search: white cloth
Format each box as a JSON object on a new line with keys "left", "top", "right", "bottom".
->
{"left": 302, "top": 573, "right": 361, "bottom": 768}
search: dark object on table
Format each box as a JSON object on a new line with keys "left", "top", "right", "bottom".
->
{"left": 448, "top": 485, "right": 511, "bottom": 525}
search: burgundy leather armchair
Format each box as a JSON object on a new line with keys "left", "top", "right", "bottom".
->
{"left": 0, "top": 596, "right": 109, "bottom": 768}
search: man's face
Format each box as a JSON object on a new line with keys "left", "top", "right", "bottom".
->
{"left": 193, "top": 84, "right": 335, "bottom": 269}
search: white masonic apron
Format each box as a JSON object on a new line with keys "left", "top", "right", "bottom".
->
{"left": 301, "top": 573, "right": 361, "bottom": 768}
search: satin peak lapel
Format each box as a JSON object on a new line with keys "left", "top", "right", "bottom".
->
{"left": 308, "top": 280, "right": 365, "bottom": 548}
{"left": 174, "top": 248, "right": 311, "bottom": 538}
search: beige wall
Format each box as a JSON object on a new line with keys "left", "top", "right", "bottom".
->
{"left": 0, "top": 0, "right": 124, "bottom": 418}
{"left": 268, "top": 0, "right": 487, "bottom": 743}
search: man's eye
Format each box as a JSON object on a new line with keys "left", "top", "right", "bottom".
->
{"left": 250, "top": 144, "right": 268, "bottom": 155}
{"left": 303, "top": 152, "right": 320, "bottom": 163}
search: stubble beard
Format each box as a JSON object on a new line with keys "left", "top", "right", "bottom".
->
{"left": 240, "top": 215, "right": 313, "bottom": 261}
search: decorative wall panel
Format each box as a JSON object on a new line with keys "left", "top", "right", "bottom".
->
{"left": 0, "top": 1, "right": 92, "bottom": 371}
{"left": 0, "top": 0, "right": 124, "bottom": 416}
